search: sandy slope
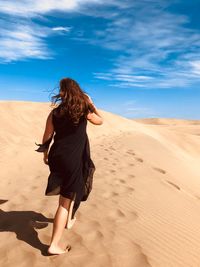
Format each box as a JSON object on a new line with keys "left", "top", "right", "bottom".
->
{"left": 1, "top": 101, "right": 200, "bottom": 267}
{"left": 134, "top": 118, "right": 200, "bottom": 125}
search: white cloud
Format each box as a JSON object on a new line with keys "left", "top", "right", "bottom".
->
{"left": 0, "top": 0, "right": 77, "bottom": 16}
{"left": 52, "top": 26, "right": 72, "bottom": 32}
{"left": 89, "top": 3, "right": 200, "bottom": 89}
{"left": 190, "top": 61, "right": 200, "bottom": 76}
{"left": 0, "top": 18, "right": 71, "bottom": 62}
{"left": 0, "top": 0, "right": 127, "bottom": 62}
{"left": 93, "top": 72, "right": 154, "bottom": 85}
{"left": 121, "top": 100, "right": 156, "bottom": 117}
{"left": 0, "top": 22, "right": 51, "bottom": 62}
{"left": 0, "top": 0, "right": 131, "bottom": 17}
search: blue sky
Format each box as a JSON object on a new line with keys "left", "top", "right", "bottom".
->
{"left": 0, "top": 0, "right": 200, "bottom": 119}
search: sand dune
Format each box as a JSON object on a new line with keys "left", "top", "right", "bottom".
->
{"left": 133, "top": 117, "right": 200, "bottom": 125}
{"left": 1, "top": 101, "right": 200, "bottom": 267}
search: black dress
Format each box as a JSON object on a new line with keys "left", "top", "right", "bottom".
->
{"left": 35, "top": 107, "right": 96, "bottom": 219}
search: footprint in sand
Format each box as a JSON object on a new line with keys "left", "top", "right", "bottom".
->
{"left": 107, "top": 208, "right": 138, "bottom": 223}
{"left": 153, "top": 167, "right": 166, "bottom": 174}
{"left": 109, "top": 236, "right": 151, "bottom": 267}
{"left": 19, "top": 194, "right": 28, "bottom": 201}
{"left": 128, "top": 174, "right": 135, "bottom": 179}
{"left": 102, "top": 191, "right": 119, "bottom": 199}
{"left": 193, "top": 195, "right": 200, "bottom": 201}
{"left": 126, "top": 186, "right": 135, "bottom": 192}
{"left": 81, "top": 221, "right": 103, "bottom": 241}
{"left": 133, "top": 242, "right": 153, "bottom": 267}
{"left": 129, "top": 163, "right": 135, "bottom": 167}
{"left": 90, "top": 203, "right": 98, "bottom": 209}
{"left": 70, "top": 232, "right": 84, "bottom": 244}
{"left": 87, "top": 230, "right": 104, "bottom": 240}
{"left": 126, "top": 150, "right": 136, "bottom": 156}
{"left": 31, "top": 185, "right": 38, "bottom": 190}
{"left": 166, "top": 180, "right": 180, "bottom": 190}
{"left": 88, "top": 220, "right": 101, "bottom": 228}
{"left": 108, "top": 208, "right": 125, "bottom": 219}
{"left": 109, "top": 169, "right": 116, "bottom": 173}
{"left": 117, "top": 185, "right": 135, "bottom": 195}
{"left": 131, "top": 211, "right": 138, "bottom": 219}
{"left": 135, "top": 157, "right": 143, "bottom": 163}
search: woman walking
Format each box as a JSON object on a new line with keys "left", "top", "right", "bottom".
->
{"left": 35, "top": 77, "right": 103, "bottom": 255}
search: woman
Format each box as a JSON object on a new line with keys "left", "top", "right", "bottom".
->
{"left": 35, "top": 77, "right": 103, "bottom": 255}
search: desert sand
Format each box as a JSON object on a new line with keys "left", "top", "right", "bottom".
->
{"left": 1, "top": 101, "right": 200, "bottom": 267}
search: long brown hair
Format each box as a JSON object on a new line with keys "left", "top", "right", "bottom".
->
{"left": 51, "top": 77, "right": 95, "bottom": 125}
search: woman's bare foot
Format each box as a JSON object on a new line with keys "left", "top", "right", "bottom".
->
{"left": 47, "top": 244, "right": 71, "bottom": 255}
{"left": 66, "top": 217, "right": 76, "bottom": 229}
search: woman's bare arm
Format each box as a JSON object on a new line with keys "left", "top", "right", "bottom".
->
{"left": 86, "top": 96, "right": 103, "bottom": 125}
{"left": 42, "top": 111, "right": 54, "bottom": 164}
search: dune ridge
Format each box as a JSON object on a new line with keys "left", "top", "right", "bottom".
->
{"left": 1, "top": 101, "right": 200, "bottom": 267}
{"left": 133, "top": 117, "right": 200, "bottom": 125}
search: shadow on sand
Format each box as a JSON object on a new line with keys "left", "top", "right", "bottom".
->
{"left": 0, "top": 200, "right": 54, "bottom": 256}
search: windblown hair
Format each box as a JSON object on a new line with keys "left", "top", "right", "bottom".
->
{"left": 51, "top": 77, "right": 95, "bottom": 125}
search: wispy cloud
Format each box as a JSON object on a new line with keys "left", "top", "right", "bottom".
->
{"left": 87, "top": 1, "right": 200, "bottom": 89}
{"left": 0, "top": 0, "right": 123, "bottom": 62}
{"left": 94, "top": 73, "right": 154, "bottom": 82}
{"left": 0, "top": 16, "right": 72, "bottom": 62}
{"left": 1, "top": 0, "right": 200, "bottom": 90}
{"left": 52, "top": 26, "right": 72, "bottom": 33}
{"left": 120, "top": 100, "right": 157, "bottom": 118}
{"left": 0, "top": 19, "right": 51, "bottom": 62}
{"left": 0, "top": 0, "right": 77, "bottom": 16}
{"left": 190, "top": 61, "right": 200, "bottom": 76}
{"left": 0, "top": 0, "right": 131, "bottom": 17}
{"left": 0, "top": 0, "right": 93, "bottom": 62}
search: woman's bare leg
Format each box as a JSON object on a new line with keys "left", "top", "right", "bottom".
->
{"left": 48, "top": 195, "right": 71, "bottom": 254}
{"left": 66, "top": 193, "right": 76, "bottom": 229}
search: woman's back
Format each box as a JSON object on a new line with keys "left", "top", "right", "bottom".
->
{"left": 52, "top": 106, "right": 87, "bottom": 142}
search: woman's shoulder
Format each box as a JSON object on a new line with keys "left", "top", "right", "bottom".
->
{"left": 52, "top": 104, "right": 60, "bottom": 112}
{"left": 51, "top": 105, "right": 63, "bottom": 117}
